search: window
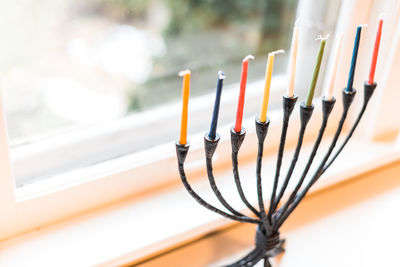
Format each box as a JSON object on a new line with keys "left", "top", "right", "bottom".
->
{"left": 2, "top": 0, "right": 397, "bottom": 245}
{"left": 3, "top": 0, "right": 340, "bottom": 185}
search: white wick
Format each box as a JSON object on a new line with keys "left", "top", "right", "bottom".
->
{"left": 269, "top": 49, "right": 285, "bottom": 55}
{"left": 315, "top": 34, "right": 330, "bottom": 41}
{"left": 243, "top": 54, "right": 255, "bottom": 61}
{"left": 178, "top": 69, "right": 191, "bottom": 76}
{"left": 358, "top": 24, "right": 368, "bottom": 28}
{"left": 218, "top": 70, "right": 226, "bottom": 80}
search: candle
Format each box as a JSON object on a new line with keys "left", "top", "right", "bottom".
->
{"left": 234, "top": 55, "right": 254, "bottom": 133}
{"left": 208, "top": 71, "right": 225, "bottom": 140}
{"left": 287, "top": 26, "right": 299, "bottom": 98}
{"left": 346, "top": 24, "right": 367, "bottom": 91}
{"left": 305, "top": 35, "right": 327, "bottom": 107}
{"left": 260, "top": 50, "right": 284, "bottom": 123}
{"left": 368, "top": 16, "right": 383, "bottom": 84}
{"left": 179, "top": 70, "right": 191, "bottom": 145}
{"left": 324, "top": 33, "right": 344, "bottom": 100}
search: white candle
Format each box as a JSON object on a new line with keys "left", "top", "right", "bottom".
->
{"left": 324, "top": 33, "right": 344, "bottom": 100}
{"left": 287, "top": 26, "right": 299, "bottom": 98}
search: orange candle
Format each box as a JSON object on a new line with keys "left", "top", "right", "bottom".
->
{"left": 368, "top": 16, "right": 383, "bottom": 84}
{"left": 179, "top": 70, "right": 191, "bottom": 145}
{"left": 234, "top": 55, "right": 254, "bottom": 133}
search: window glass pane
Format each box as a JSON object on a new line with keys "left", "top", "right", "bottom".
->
{"left": 3, "top": 0, "right": 342, "bottom": 184}
{"left": 2, "top": 0, "right": 341, "bottom": 143}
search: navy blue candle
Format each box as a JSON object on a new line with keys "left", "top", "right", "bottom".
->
{"left": 346, "top": 25, "right": 364, "bottom": 91}
{"left": 208, "top": 71, "right": 225, "bottom": 140}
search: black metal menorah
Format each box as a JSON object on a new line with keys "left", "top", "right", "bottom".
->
{"left": 175, "top": 81, "right": 376, "bottom": 267}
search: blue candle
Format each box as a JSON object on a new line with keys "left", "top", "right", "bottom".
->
{"left": 346, "top": 25, "right": 364, "bottom": 91}
{"left": 208, "top": 71, "right": 225, "bottom": 140}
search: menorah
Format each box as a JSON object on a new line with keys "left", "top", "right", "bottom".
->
{"left": 175, "top": 81, "right": 376, "bottom": 267}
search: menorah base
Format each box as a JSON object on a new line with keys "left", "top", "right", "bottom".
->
{"left": 224, "top": 226, "right": 285, "bottom": 267}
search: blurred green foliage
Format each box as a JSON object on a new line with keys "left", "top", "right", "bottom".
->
{"left": 165, "top": 0, "right": 297, "bottom": 49}
{"left": 87, "top": 0, "right": 298, "bottom": 111}
{"left": 165, "top": 0, "right": 264, "bottom": 34}
{"left": 87, "top": 0, "right": 149, "bottom": 20}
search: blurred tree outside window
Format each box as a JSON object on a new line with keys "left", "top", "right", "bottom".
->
{"left": 0, "top": 0, "right": 338, "bottom": 145}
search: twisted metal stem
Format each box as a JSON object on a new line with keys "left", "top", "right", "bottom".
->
{"left": 268, "top": 96, "right": 297, "bottom": 220}
{"left": 176, "top": 83, "right": 376, "bottom": 267}
{"left": 264, "top": 257, "right": 272, "bottom": 267}
{"left": 268, "top": 116, "right": 289, "bottom": 218}
{"left": 232, "top": 151, "right": 261, "bottom": 218}
{"left": 224, "top": 226, "right": 284, "bottom": 267}
{"left": 206, "top": 156, "right": 248, "bottom": 217}
{"left": 322, "top": 111, "right": 364, "bottom": 172}
{"left": 275, "top": 89, "right": 356, "bottom": 229}
{"left": 231, "top": 128, "right": 261, "bottom": 218}
{"left": 278, "top": 98, "right": 335, "bottom": 217}
{"left": 272, "top": 104, "right": 313, "bottom": 214}
{"left": 176, "top": 143, "right": 261, "bottom": 224}
{"left": 256, "top": 141, "right": 266, "bottom": 216}
{"left": 205, "top": 135, "right": 248, "bottom": 217}
{"left": 255, "top": 118, "right": 270, "bottom": 222}
{"left": 322, "top": 82, "right": 376, "bottom": 173}
{"left": 225, "top": 247, "right": 264, "bottom": 267}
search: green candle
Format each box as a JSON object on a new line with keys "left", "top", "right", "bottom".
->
{"left": 306, "top": 38, "right": 326, "bottom": 106}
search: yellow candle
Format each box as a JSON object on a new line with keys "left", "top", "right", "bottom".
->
{"left": 287, "top": 26, "right": 299, "bottom": 98}
{"left": 259, "top": 50, "right": 284, "bottom": 123}
{"left": 324, "top": 33, "right": 343, "bottom": 100}
{"left": 179, "top": 70, "right": 191, "bottom": 145}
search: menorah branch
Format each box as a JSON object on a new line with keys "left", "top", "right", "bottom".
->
{"left": 272, "top": 103, "right": 314, "bottom": 213}
{"left": 268, "top": 95, "right": 297, "bottom": 220}
{"left": 275, "top": 88, "right": 356, "bottom": 229}
{"left": 255, "top": 117, "right": 270, "bottom": 218}
{"left": 225, "top": 226, "right": 285, "bottom": 267}
{"left": 204, "top": 134, "right": 248, "bottom": 217}
{"left": 176, "top": 142, "right": 261, "bottom": 224}
{"left": 322, "top": 82, "right": 377, "bottom": 173}
{"left": 225, "top": 248, "right": 263, "bottom": 267}
{"left": 231, "top": 128, "right": 261, "bottom": 217}
{"left": 278, "top": 97, "right": 335, "bottom": 217}
{"left": 176, "top": 78, "right": 377, "bottom": 267}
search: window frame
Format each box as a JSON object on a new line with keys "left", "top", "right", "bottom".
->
{"left": 11, "top": 76, "right": 289, "bottom": 186}
{"left": 0, "top": 0, "right": 397, "bottom": 242}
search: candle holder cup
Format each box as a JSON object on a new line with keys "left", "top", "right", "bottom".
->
{"left": 175, "top": 82, "right": 376, "bottom": 266}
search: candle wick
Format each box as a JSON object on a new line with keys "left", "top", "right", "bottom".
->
{"left": 218, "top": 70, "right": 226, "bottom": 80}
{"left": 179, "top": 69, "right": 191, "bottom": 76}
{"left": 378, "top": 13, "right": 385, "bottom": 20}
{"left": 269, "top": 49, "right": 285, "bottom": 55}
{"left": 358, "top": 24, "right": 368, "bottom": 28}
{"left": 243, "top": 55, "right": 255, "bottom": 62}
{"left": 315, "top": 34, "right": 330, "bottom": 41}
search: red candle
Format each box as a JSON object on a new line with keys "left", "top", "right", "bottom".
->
{"left": 234, "top": 55, "right": 254, "bottom": 132}
{"left": 368, "top": 17, "right": 383, "bottom": 84}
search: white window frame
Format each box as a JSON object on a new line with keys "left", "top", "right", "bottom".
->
{"left": 0, "top": 0, "right": 398, "bottom": 242}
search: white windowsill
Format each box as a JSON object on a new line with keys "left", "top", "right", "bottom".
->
{"left": 1, "top": 138, "right": 399, "bottom": 267}
{"left": 12, "top": 76, "right": 287, "bottom": 187}
{"left": 3, "top": 86, "right": 334, "bottom": 242}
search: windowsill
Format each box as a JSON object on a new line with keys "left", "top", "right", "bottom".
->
{"left": 1, "top": 138, "right": 399, "bottom": 266}
{"left": 12, "top": 76, "right": 287, "bottom": 187}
